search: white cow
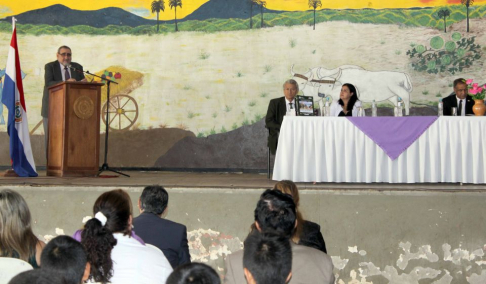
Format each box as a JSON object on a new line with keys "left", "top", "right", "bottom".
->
{"left": 291, "top": 65, "right": 413, "bottom": 115}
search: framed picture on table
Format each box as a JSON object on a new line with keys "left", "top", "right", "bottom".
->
{"left": 296, "top": 96, "right": 315, "bottom": 116}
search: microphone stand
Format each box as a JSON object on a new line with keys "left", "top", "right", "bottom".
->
{"left": 71, "top": 67, "right": 130, "bottom": 177}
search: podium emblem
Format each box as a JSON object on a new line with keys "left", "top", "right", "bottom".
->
{"left": 74, "top": 96, "right": 94, "bottom": 119}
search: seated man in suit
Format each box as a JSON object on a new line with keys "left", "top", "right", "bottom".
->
{"left": 443, "top": 78, "right": 473, "bottom": 116}
{"left": 224, "top": 190, "right": 335, "bottom": 284}
{"left": 133, "top": 185, "right": 191, "bottom": 269}
{"left": 243, "top": 231, "right": 292, "bottom": 284}
{"left": 265, "top": 80, "right": 298, "bottom": 155}
{"left": 43, "top": 46, "right": 86, "bottom": 156}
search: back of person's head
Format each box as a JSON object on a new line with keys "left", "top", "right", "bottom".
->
{"left": 9, "top": 269, "right": 66, "bottom": 284}
{"left": 254, "top": 189, "right": 296, "bottom": 238}
{"left": 41, "top": 235, "right": 88, "bottom": 284}
{"left": 166, "top": 262, "right": 221, "bottom": 284}
{"left": 243, "top": 231, "right": 292, "bottom": 284}
{"left": 272, "top": 181, "right": 304, "bottom": 244}
{"left": 81, "top": 189, "right": 132, "bottom": 283}
{"left": 139, "top": 185, "right": 169, "bottom": 215}
{"left": 0, "top": 189, "right": 38, "bottom": 262}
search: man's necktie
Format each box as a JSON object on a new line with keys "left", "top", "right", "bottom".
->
{"left": 64, "top": 67, "right": 71, "bottom": 80}
{"left": 289, "top": 103, "right": 293, "bottom": 109}
{"left": 458, "top": 100, "right": 463, "bottom": 116}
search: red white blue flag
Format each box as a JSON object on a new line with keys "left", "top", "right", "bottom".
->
{"left": 1, "top": 18, "right": 37, "bottom": 177}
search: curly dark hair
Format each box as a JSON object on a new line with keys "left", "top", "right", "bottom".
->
{"left": 81, "top": 189, "right": 132, "bottom": 283}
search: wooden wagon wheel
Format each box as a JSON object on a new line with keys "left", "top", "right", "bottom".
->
{"left": 102, "top": 95, "right": 139, "bottom": 130}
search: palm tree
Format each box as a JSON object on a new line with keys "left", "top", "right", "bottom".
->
{"left": 437, "top": 9, "right": 451, "bottom": 33}
{"left": 151, "top": 0, "right": 165, "bottom": 32}
{"left": 461, "top": 0, "right": 474, "bottom": 32}
{"left": 257, "top": 0, "right": 267, "bottom": 28}
{"left": 308, "top": 0, "right": 322, "bottom": 30}
{"left": 248, "top": 0, "right": 258, "bottom": 29}
{"left": 169, "top": 0, "right": 182, "bottom": 32}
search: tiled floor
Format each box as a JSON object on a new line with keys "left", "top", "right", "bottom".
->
{"left": 1, "top": 170, "right": 486, "bottom": 192}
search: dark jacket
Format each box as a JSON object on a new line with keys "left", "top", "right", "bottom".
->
{"left": 299, "top": 220, "right": 327, "bottom": 254}
{"left": 442, "top": 93, "right": 474, "bottom": 116}
{"left": 133, "top": 212, "right": 191, "bottom": 269}
{"left": 42, "top": 60, "right": 85, "bottom": 117}
{"left": 265, "top": 97, "right": 287, "bottom": 155}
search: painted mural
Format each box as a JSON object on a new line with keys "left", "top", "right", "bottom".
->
{"left": 0, "top": 0, "right": 485, "bottom": 170}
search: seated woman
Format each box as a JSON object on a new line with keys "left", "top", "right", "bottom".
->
{"left": 330, "top": 83, "right": 362, "bottom": 117}
{"left": 273, "top": 180, "right": 327, "bottom": 253}
{"left": 0, "top": 189, "right": 45, "bottom": 268}
{"left": 80, "top": 189, "right": 172, "bottom": 284}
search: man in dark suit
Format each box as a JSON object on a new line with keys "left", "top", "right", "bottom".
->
{"left": 443, "top": 78, "right": 473, "bottom": 116}
{"left": 265, "top": 80, "right": 298, "bottom": 155}
{"left": 224, "top": 190, "right": 335, "bottom": 284}
{"left": 43, "top": 46, "right": 86, "bottom": 154}
{"left": 133, "top": 185, "right": 191, "bottom": 269}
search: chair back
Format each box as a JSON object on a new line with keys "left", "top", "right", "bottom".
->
{"left": 0, "top": 257, "right": 34, "bottom": 284}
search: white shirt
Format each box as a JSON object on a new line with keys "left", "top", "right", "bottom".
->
{"left": 456, "top": 96, "right": 466, "bottom": 116}
{"left": 285, "top": 98, "right": 296, "bottom": 116}
{"left": 59, "top": 62, "right": 72, "bottom": 81}
{"left": 109, "top": 233, "right": 173, "bottom": 284}
{"left": 330, "top": 100, "right": 362, "bottom": 116}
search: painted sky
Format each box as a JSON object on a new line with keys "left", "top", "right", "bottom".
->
{"left": 1, "top": 0, "right": 485, "bottom": 21}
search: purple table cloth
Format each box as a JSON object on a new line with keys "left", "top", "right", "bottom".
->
{"left": 347, "top": 116, "right": 438, "bottom": 160}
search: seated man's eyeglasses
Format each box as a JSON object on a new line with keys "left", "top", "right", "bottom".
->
{"left": 58, "top": 53, "right": 72, "bottom": 57}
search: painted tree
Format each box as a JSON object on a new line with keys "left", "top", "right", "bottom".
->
{"left": 437, "top": 9, "right": 451, "bottom": 33}
{"left": 308, "top": 0, "right": 322, "bottom": 30}
{"left": 169, "top": 0, "right": 182, "bottom": 32}
{"left": 151, "top": 0, "right": 165, "bottom": 32}
{"left": 257, "top": 0, "right": 267, "bottom": 28}
{"left": 248, "top": 0, "right": 258, "bottom": 29}
{"left": 461, "top": 0, "right": 474, "bottom": 32}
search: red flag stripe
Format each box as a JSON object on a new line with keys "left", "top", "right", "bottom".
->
{"left": 10, "top": 27, "right": 26, "bottom": 111}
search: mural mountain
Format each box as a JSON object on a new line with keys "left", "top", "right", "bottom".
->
{"left": 3, "top": 4, "right": 154, "bottom": 28}
{"left": 3, "top": 0, "right": 281, "bottom": 28}
{"left": 183, "top": 0, "right": 280, "bottom": 21}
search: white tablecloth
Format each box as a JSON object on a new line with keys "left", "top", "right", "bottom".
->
{"left": 272, "top": 116, "right": 486, "bottom": 183}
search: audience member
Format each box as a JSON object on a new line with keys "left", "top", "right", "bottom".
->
{"left": 9, "top": 269, "right": 65, "bottom": 284}
{"left": 443, "top": 78, "right": 473, "bottom": 116}
{"left": 224, "top": 189, "right": 335, "bottom": 284}
{"left": 167, "top": 262, "right": 221, "bottom": 284}
{"left": 330, "top": 83, "right": 362, "bottom": 116}
{"left": 273, "top": 180, "right": 327, "bottom": 253}
{"left": 243, "top": 231, "right": 292, "bottom": 284}
{"left": 266, "top": 79, "right": 299, "bottom": 155}
{"left": 0, "top": 189, "right": 45, "bottom": 268}
{"left": 80, "top": 189, "right": 172, "bottom": 284}
{"left": 133, "top": 185, "right": 191, "bottom": 268}
{"left": 40, "top": 235, "right": 90, "bottom": 284}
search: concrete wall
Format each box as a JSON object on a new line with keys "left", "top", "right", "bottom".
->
{"left": 4, "top": 185, "right": 486, "bottom": 284}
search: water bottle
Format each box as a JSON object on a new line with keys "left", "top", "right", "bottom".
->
{"left": 396, "top": 97, "right": 403, "bottom": 117}
{"left": 324, "top": 97, "right": 331, "bottom": 117}
{"left": 438, "top": 98, "right": 443, "bottom": 116}
{"left": 371, "top": 100, "right": 377, "bottom": 117}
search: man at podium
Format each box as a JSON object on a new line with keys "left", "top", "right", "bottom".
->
{"left": 42, "top": 46, "right": 86, "bottom": 155}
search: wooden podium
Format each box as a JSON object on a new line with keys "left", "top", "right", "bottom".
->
{"left": 47, "top": 81, "right": 104, "bottom": 177}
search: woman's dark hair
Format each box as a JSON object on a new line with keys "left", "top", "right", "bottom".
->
{"left": 166, "top": 262, "right": 220, "bottom": 284}
{"left": 338, "top": 83, "right": 358, "bottom": 112}
{"left": 81, "top": 189, "right": 132, "bottom": 283}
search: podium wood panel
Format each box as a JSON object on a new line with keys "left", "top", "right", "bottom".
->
{"left": 47, "top": 82, "right": 103, "bottom": 177}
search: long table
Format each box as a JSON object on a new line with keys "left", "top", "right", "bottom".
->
{"left": 272, "top": 116, "right": 486, "bottom": 183}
